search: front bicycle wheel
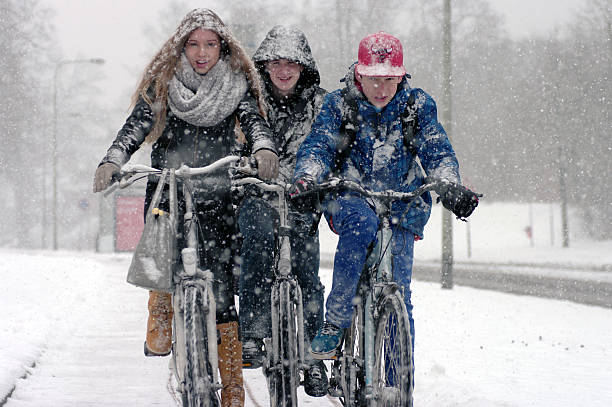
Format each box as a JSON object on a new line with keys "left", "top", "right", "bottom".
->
{"left": 183, "top": 285, "right": 219, "bottom": 407}
{"left": 371, "top": 289, "right": 413, "bottom": 407}
{"left": 268, "top": 280, "right": 299, "bottom": 407}
{"left": 341, "top": 299, "right": 365, "bottom": 406}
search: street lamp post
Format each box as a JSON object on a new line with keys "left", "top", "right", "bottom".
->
{"left": 52, "top": 58, "right": 105, "bottom": 250}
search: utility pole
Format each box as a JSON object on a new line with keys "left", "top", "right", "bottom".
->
{"left": 441, "top": 0, "right": 454, "bottom": 289}
{"left": 559, "top": 146, "right": 570, "bottom": 247}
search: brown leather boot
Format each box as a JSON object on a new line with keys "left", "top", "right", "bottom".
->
{"left": 145, "top": 290, "right": 173, "bottom": 356}
{"left": 217, "top": 321, "right": 245, "bottom": 407}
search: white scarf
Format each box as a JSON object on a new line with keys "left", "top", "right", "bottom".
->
{"left": 168, "top": 54, "right": 248, "bottom": 127}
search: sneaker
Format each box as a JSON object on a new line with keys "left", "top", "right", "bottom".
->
{"left": 304, "top": 360, "right": 328, "bottom": 397}
{"left": 242, "top": 338, "right": 265, "bottom": 369}
{"left": 309, "top": 321, "right": 343, "bottom": 359}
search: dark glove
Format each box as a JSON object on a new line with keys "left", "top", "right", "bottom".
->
{"left": 254, "top": 149, "right": 279, "bottom": 180}
{"left": 288, "top": 176, "right": 317, "bottom": 210}
{"left": 438, "top": 183, "right": 480, "bottom": 219}
{"left": 93, "top": 162, "right": 120, "bottom": 192}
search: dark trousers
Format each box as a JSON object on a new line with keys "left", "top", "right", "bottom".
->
{"left": 324, "top": 196, "right": 415, "bottom": 352}
{"left": 145, "top": 183, "right": 239, "bottom": 324}
{"left": 237, "top": 197, "right": 324, "bottom": 343}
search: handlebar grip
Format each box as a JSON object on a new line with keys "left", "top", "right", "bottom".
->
{"left": 102, "top": 182, "right": 120, "bottom": 197}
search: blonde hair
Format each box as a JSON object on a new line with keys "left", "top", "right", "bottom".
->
{"left": 131, "top": 8, "right": 266, "bottom": 143}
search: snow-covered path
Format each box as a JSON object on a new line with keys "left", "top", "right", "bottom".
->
{"left": 2, "top": 250, "right": 612, "bottom": 406}
{"left": 1, "top": 251, "right": 173, "bottom": 406}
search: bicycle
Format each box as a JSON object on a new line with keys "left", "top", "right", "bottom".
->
{"left": 231, "top": 161, "right": 306, "bottom": 407}
{"left": 106, "top": 155, "right": 241, "bottom": 407}
{"left": 294, "top": 177, "right": 457, "bottom": 407}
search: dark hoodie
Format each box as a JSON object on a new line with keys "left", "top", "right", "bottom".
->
{"left": 252, "top": 25, "right": 327, "bottom": 183}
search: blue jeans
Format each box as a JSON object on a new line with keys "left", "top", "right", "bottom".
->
{"left": 324, "top": 196, "right": 415, "bottom": 351}
{"left": 238, "top": 197, "right": 324, "bottom": 342}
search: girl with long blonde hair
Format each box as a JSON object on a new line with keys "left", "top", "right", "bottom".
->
{"left": 93, "top": 9, "right": 279, "bottom": 406}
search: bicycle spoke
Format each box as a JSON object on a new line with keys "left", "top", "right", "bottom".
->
{"left": 372, "top": 291, "right": 413, "bottom": 407}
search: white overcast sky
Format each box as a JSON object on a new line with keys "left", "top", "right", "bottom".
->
{"left": 42, "top": 0, "right": 583, "bottom": 110}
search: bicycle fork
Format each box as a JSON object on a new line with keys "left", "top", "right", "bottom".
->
{"left": 364, "top": 220, "right": 393, "bottom": 399}
{"left": 269, "top": 234, "right": 306, "bottom": 370}
{"left": 172, "top": 181, "right": 220, "bottom": 390}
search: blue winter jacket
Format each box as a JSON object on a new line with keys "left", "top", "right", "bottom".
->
{"left": 293, "top": 66, "right": 460, "bottom": 238}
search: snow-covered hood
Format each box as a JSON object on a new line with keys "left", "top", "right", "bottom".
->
{"left": 252, "top": 25, "right": 320, "bottom": 90}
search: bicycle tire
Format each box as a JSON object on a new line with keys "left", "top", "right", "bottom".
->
{"left": 182, "top": 285, "right": 219, "bottom": 407}
{"left": 342, "top": 299, "right": 365, "bottom": 406}
{"left": 370, "top": 289, "right": 413, "bottom": 407}
{"left": 268, "top": 280, "right": 299, "bottom": 407}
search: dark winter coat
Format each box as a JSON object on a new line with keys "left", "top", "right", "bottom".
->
{"left": 100, "top": 91, "right": 275, "bottom": 201}
{"left": 252, "top": 25, "right": 327, "bottom": 184}
{"left": 294, "top": 65, "right": 460, "bottom": 237}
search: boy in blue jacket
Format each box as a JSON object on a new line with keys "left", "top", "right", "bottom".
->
{"left": 290, "top": 32, "right": 479, "bottom": 358}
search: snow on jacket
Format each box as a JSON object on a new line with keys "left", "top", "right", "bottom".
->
{"left": 252, "top": 25, "right": 326, "bottom": 184}
{"left": 100, "top": 90, "right": 275, "bottom": 200}
{"left": 293, "top": 65, "right": 460, "bottom": 237}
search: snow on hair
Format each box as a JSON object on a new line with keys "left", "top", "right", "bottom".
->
{"left": 132, "top": 8, "right": 266, "bottom": 144}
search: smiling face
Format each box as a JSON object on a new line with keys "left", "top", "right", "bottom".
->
{"left": 265, "top": 59, "right": 303, "bottom": 98}
{"left": 356, "top": 73, "right": 402, "bottom": 109}
{"left": 184, "top": 28, "right": 221, "bottom": 75}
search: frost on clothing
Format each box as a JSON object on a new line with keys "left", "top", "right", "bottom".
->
{"left": 237, "top": 25, "right": 326, "bottom": 343}
{"left": 294, "top": 65, "right": 460, "bottom": 238}
{"left": 252, "top": 25, "right": 326, "bottom": 184}
{"left": 168, "top": 56, "right": 248, "bottom": 127}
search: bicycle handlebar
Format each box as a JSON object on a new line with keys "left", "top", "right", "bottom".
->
{"left": 292, "top": 177, "right": 461, "bottom": 203}
{"left": 102, "top": 155, "right": 242, "bottom": 197}
{"left": 231, "top": 177, "right": 288, "bottom": 193}
{"left": 230, "top": 157, "right": 290, "bottom": 194}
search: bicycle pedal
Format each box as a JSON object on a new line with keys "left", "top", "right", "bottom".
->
{"left": 242, "top": 359, "right": 263, "bottom": 369}
{"left": 327, "top": 349, "right": 341, "bottom": 360}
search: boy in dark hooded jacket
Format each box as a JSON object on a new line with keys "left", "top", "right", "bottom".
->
{"left": 237, "top": 25, "right": 329, "bottom": 396}
{"left": 291, "top": 32, "right": 479, "bottom": 362}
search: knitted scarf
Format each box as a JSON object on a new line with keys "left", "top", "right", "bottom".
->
{"left": 168, "top": 54, "right": 248, "bottom": 127}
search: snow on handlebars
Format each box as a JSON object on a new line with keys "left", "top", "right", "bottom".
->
{"left": 102, "top": 155, "right": 242, "bottom": 197}
{"left": 291, "top": 177, "right": 462, "bottom": 202}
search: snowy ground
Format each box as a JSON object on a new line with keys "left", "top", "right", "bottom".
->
{"left": 2, "top": 202, "right": 612, "bottom": 406}
{"left": 2, "top": 250, "right": 612, "bottom": 406}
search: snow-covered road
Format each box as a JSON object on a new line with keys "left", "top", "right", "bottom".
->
{"left": 2, "top": 250, "right": 612, "bottom": 406}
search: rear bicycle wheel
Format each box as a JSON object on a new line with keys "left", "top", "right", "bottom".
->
{"left": 370, "top": 289, "right": 413, "bottom": 407}
{"left": 182, "top": 285, "right": 219, "bottom": 407}
{"left": 268, "top": 280, "right": 299, "bottom": 407}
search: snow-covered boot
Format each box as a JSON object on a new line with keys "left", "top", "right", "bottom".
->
{"left": 145, "top": 290, "right": 173, "bottom": 356}
{"left": 217, "top": 321, "right": 245, "bottom": 407}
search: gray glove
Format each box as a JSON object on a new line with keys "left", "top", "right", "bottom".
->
{"left": 254, "top": 149, "right": 279, "bottom": 180}
{"left": 93, "top": 162, "right": 120, "bottom": 192}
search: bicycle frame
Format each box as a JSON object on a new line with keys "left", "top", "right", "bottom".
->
{"left": 303, "top": 178, "right": 446, "bottom": 406}
{"left": 232, "top": 174, "right": 306, "bottom": 407}
{"left": 108, "top": 156, "right": 242, "bottom": 406}
{"left": 363, "top": 207, "right": 402, "bottom": 400}
{"left": 172, "top": 175, "right": 220, "bottom": 396}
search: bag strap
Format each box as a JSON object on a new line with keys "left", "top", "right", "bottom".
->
{"left": 401, "top": 91, "right": 418, "bottom": 157}
{"left": 168, "top": 169, "right": 177, "bottom": 223}
{"left": 334, "top": 87, "right": 418, "bottom": 173}
{"left": 332, "top": 88, "right": 359, "bottom": 173}
{"left": 148, "top": 169, "right": 169, "bottom": 213}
